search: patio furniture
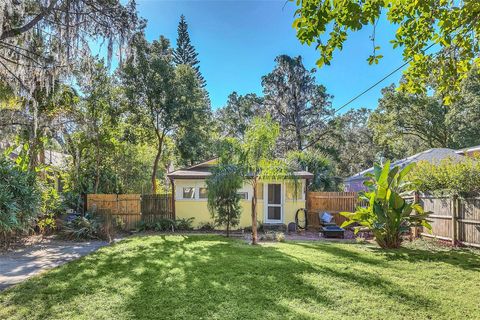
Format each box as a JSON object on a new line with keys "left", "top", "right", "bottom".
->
{"left": 318, "top": 212, "right": 337, "bottom": 227}
{"left": 318, "top": 212, "right": 345, "bottom": 238}
{"left": 320, "top": 225, "right": 345, "bottom": 238}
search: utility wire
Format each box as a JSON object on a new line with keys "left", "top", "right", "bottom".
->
{"left": 301, "top": 41, "right": 440, "bottom": 151}
{"left": 333, "top": 41, "right": 437, "bottom": 114}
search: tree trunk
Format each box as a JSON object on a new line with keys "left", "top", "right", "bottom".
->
{"left": 226, "top": 217, "right": 230, "bottom": 237}
{"left": 295, "top": 123, "right": 302, "bottom": 151}
{"left": 28, "top": 100, "right": 39, "bottom": 172}
{"left": 94, "top": 135, "right": 101, "bottom": 194}
{"left": 76, "top": 151, "right": 83, "bottom": 214}
{"left": 151, "top": 129, "right": 164, "bottom": 194}
{"left": 38, "top": 140, "right": 46, "bottom": 180}
{"left": 251, "top": 178, "right": 258, "bottom": 245}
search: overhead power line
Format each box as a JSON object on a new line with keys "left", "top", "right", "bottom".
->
{"left": 301, "top": 41, "right": 441, "bottom": 151}
{"left": 333, "top": 41, "right": 437, "bottom": 114}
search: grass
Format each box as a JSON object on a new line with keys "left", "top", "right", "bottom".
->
{"left": 1, "top": 235, "right": 479, "bottom": 320}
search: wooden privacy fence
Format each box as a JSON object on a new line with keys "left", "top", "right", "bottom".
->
{"left": 141, "top": 194, "right": 174, "bottom": 224}
{"left": 421, "top": 195, "right": 480, "bottom": 248}
{"left": 306, "top": 192, "right": 359, "bottom": 228}
{"left": 306, "top": 191, "right": 480, "bottom": 248}
{"left": 86, "top": 194, "right": 173, "bottom": 230}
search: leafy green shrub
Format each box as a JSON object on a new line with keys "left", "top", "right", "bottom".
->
{"left": 258, "top": 222, "right": 265, "bottom": 233}
{"left": 197, "top": 221, "right": 216, "bottom": 231}
{"left": 137, "top": 218, "right": 194, "bottom": 232}
{"left": 206, "top": 164, "right": 243, "bottom": 237}
{"left": 154, "top": 219, "right": 176, "bottom": 232}
{"left": 37, "top": 185, "right": 64, "bottom": 234}
{"left": 37, "top": 213, "right": 57, "bottom": 234}
{"left": 175, "top": 217, "right": 194, "bottom": 231}
{"left": 0, "top": 157, "right": 41, "bottom": 248}
{"left": 112, "top": 216, "right": 126, "bottom": 231}
{"left": 407, "top": 156, "right": 480, "bottom": 195}
{"left": 61, "top": 214, "right": 105, "bottom": 240}
{"left": 136, "top": 221, "right": 155, "bottom": 232}
{"left": 341, "top": 161, "right": 431, "bottom": 249}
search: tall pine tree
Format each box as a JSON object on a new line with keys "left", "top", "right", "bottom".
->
{"left": 173, "top": 15, "right": 206, "bottom": 87}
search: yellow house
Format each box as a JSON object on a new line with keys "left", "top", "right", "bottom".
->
{"left": 167, "top": 159, "right": 313, "bottom": 229}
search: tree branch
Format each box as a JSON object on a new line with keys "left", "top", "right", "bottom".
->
{"left": 0, "top": 0, "right": 59, "bottom": 40}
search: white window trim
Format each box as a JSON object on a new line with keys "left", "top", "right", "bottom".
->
{"left": 176, "top": 181, "right": 208, "bottom": 201}
{"left": 182, "top": 187, "right": 196, "bottom": 200}
{"left": 237, "top": 192, "right": 248, "bottom": 200}
{"left": 264, "top": 182, "right": 284, "bottom": 224}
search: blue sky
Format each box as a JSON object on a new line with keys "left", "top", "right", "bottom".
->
{"left": 124, "top": 0, "right": 406, "bottom": 111}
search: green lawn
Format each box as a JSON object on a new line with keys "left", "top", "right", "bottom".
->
{"left": 1, "top": 235, "right": 479, "bottom": 319}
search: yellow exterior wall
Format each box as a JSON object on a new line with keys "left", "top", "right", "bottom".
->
{"left": 175, "top": 201, "right": 212, "bottom": 227}
{"left": 175, "top": 200, "right": 266, "bottom": 229}
{"left": 284, "top": 200, "right": 306, "bottom": 226}
{"left": 174, "top": 179, "right": 306, "bottom": 229}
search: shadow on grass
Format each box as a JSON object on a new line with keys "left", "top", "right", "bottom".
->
{"left": 0, "top": 235, "right": 335, "bottom": 319}
{"left": 291, "top": 241, "right": 389, "bottom": 266}
{"left": 1, "top": 235, "right": 468, "bottom": 319}
{"left": 370, "top": 246, "right": 480, "bottom": 271}
{"left": 284, "top": 242, "right": 436, "bottom": 309}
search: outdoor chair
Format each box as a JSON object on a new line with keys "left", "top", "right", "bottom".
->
{"left": 318, "top": 212, "right": 345, "bottom": 239}
{"left": 318, "top": 212, "right": 337, "bottom": 227}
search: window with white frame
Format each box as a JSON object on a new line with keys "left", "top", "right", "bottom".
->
{"left": 183, "top": 187, "right": 195, "bottom": 199}
{"left": 199, "top": 187, "right": 208, "bottom": 199}
{"left": 237, "top": 192, "right": 248, "bottom": 200}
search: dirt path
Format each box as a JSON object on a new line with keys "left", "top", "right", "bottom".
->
{"left": 0, "top": 239, "right": 108, "bottom": 291}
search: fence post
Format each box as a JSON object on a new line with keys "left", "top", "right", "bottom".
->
{"left": 412, "top": 191, "right": 420, "bottom": 239}
{"left": 116, "top": 194, "right": 119, "bottom": 215}
{"left": 82, "top": 193, "right": 87, "bottom": 216}
{"left": 452, "top": 194, "right": 458, "bottom": 246}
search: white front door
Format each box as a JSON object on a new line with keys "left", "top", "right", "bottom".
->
{"left": 265, "top": 183, "right": 282, "bottom": 223}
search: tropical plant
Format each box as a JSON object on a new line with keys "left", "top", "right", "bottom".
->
{"left": 197, "top": 221, "right": 216, "bottom": 231}
{"left": 154, "top": 219, "right": 176, "bottom": 232}
{"left": 176, "top": 217, "right": 195, "bottom": 231}
{"left": 287, "top": 150, "right": 339, "bottom": 191}
{"left": 0, "top": 157, "right": 40, "bottom": 248}
{"left": 240, "top": 116, "right": 297, "bottom": 244}
{"left": 61, "top": 214, "right": 104, "bottom": 241}
{"left": 340, "top": 161, "right": 431, "bottom": 249}
{"left": 136, "top": 221, "right": 155, "bottom": 232}
{"left": 37, "top": 185, "right": 63, "bottom": 234}
{"left": 206, "top": 164, "right": 243, "bottom": 237}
